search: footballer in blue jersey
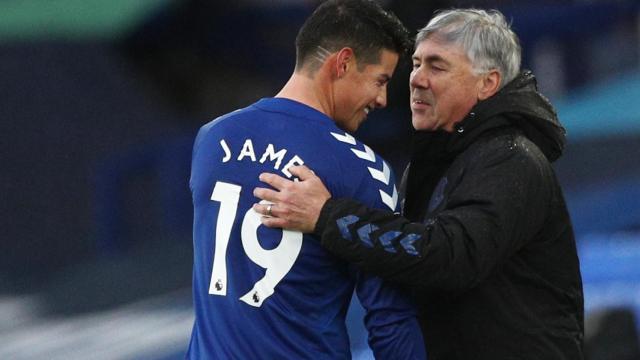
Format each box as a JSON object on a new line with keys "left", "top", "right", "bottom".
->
{"left": 187, "top": 98, "right": 424, "bottom": 359}
{"left": 187, "top": 0, "right": 423, "bottom": 358}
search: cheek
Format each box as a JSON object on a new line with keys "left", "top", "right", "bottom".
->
{"left": 367, "top": 84, "right": 379, "bottom": 97}
{"left": 359, "top": 88, "right": 377, "bottom": 106}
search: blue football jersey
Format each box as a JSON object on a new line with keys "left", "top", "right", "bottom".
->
{"left": 187, "top": 98, "right": 425, "bottom": 359}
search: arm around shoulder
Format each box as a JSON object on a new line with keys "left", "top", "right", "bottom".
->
{"left": 313, "top": 145, "right": 552, "bottom": 292}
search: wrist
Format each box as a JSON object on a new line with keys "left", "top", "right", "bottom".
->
{"left": 313, "top": 198, "right": 335, "bottom": 237}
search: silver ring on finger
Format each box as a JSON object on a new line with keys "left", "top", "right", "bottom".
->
{"left": 266, "top": 204, "right": 273, "bottom": 217}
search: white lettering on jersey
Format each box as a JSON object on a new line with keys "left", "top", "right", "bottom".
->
{"left": 237, "top": 139, "right": 257, "bottom": 162}
{"left": 219, "top": 138, "right": 304, "bottom": 180}
{"left": 282, "top": 155, "right": 304, "bottom": 178}
{"left": 220, "top": 139, "right": 232, "bottom": 163}
{"left": 259, "top": 144, "right": 287, "bottom": 170}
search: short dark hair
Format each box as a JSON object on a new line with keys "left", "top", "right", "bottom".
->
{"left": 295, "top": 0, "right": 411, "bottom": 72}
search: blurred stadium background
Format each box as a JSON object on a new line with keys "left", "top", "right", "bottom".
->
{"left": 1, "top": 0, "right": 639, "bottom": 359}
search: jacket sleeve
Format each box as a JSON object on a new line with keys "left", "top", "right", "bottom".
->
{"left": 314, "top": 146, "right": 551, "bottom": 293}
{"left": 351, "top": 267, "right": 426, "bottom": 359}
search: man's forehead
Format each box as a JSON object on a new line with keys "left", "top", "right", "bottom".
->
{"left": 412, "top": 38, "right": 465, "bottom": 59}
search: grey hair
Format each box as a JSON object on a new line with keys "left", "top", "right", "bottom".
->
{"left": 416, "top": 8, "right": 521, "bottom": 88}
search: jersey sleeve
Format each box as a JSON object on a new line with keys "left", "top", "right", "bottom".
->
{"left": 352, "top": 267, "right": 426, "bottom": 359}
{"left": 322, "top": 133, "right": 425, "bottom": 359}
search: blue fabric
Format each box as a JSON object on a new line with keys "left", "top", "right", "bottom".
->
{"left": 187, "top": 98, "right": 424, "bottom": 359}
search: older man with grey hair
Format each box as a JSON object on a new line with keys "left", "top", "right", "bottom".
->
{"left": 254, "top": 8, "right": 584, "bottom": 359}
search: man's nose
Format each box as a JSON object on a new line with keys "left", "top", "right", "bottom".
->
{"left": 410, "top": 68, "right": 428, "bottom": 89}
{"left": 376, "top": 88, "right": 388, "bottom": 108}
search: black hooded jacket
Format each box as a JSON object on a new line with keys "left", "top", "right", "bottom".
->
{"left": 313, "top": 71, "right": 584, "bottom": 359}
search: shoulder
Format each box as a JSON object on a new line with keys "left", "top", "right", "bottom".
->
{"left": 445, "top": 129, "right": 557, "bottom": 216}
{"left": 195, "top": 105, "right": 256, "bottom": 142}
{"left": 463, "top": 128, "right": 551, "bottom": 175}
{"left": 446, "top": 128, "right": 557, "bottom": 202}
{"left": 319, "top": 131, "right": 389, "bottom": 178}
{"left": 319, "top": 131, "right": 398, "bottom": 211}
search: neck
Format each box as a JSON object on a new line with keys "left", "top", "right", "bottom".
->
{"left": 275, "top": 70, "right": 334, "bottom": 118}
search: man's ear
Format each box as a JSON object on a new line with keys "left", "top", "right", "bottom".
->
{"left": 478, "top": 69, "right": 501, "bottom": 100}
{"left": 335, "top": 47, "right": 355, "bottom": 78}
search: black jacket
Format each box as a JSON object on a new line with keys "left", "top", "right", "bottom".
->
{"left": 314, "top": 71, "right": 584, "bottom": 359}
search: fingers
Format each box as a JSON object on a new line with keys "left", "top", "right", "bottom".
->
{"left": 288, "top": 165, "right": 316, "bottom": 181}
{"left": 258, "top": 172, "right": 292, "bottom": 191}
{"left": 252, "top": 202, "right": 276, "bottom": 217}
{"left": 253, "top": 187, "right": 280, "bottom": 203}
{"left": 257, "top": 166, "right": 316, "bottom": 191}
{"left": 252, "top": 203, "right": 288, "bottom": 228}
{"left": 259, "top": 215, "right": 288, "bottom": 229}
{"left": 251, "top": 196, "right": 317, "bottom": 233}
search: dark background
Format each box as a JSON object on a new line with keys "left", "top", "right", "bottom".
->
{"left": 2, "top": 1, "right": 640, "bottom": 359}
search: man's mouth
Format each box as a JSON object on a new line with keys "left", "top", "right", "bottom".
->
{"left": 411, "top": 99, "right": 433, "bottom": 110}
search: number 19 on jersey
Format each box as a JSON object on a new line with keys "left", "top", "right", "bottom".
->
{"left": 208, "top": 181, "right": 303, "bottom": 307}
